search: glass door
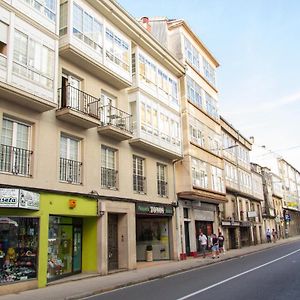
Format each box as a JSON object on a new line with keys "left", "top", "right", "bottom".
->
{"left": 73, "top": 226, "right": 82, "bottom": 273}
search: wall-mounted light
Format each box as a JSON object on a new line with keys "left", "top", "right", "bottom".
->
{"left": 97, "top": 201, "right": 106, "bottom": 217}
{"left": 69, "top": 199, "right": 77, "bottom": 209}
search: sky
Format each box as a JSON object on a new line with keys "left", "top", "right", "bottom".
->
{"left": 118, "top": 0, "right": 300, "bottom": 171}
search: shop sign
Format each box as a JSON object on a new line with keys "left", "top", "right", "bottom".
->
{"left": 240, "top": 221, "right": 251, "bottom": 227}
{"left": 247, "top": 211, "right": 257, "bottom": 218}
{"left": 136, "top": 203, "right": 173, "bottom": 216}
{"left": 194, "top": 210, "right": 214, "bottom": 221}
{"left": 0, "top": 188, "right": 40, "bottom": 210}
{"left": 0, "top": 188, "right": 19, "bottom": 208}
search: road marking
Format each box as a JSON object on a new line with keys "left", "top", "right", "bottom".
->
{"left": 176, "top": 249, "right": 300, "bottom": 300}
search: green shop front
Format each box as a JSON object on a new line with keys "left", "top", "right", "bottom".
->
{"left": 0, "top": 187, "right": 98, "bottom": 295}
{"left": 136, "top": 203, "right": 174, "bottom": 261}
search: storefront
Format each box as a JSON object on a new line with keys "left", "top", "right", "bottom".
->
{"left": 136, "top": 203, "right": 173, "bottom": 261}
{"left": 0, "top": 188, "right": 40, "bottom": 286}
{"left": 240, "top": 221, "right": 251, "bottom": 247}
{"left": 0, "top": 188, "right": 98, "bottom": 295}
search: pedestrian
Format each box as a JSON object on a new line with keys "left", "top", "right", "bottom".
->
{"left": 218, "top": 231, "right": 225, "bottom": 254}
{"left": 266, "top": 228, "right": 271, "bottom": 243}
{"left": 211, "top": 233, "right": 219, "bottom": 259}
{"left": 198, "top": 231, "right": 207, "bottom": 258}
{"left": 272, "top": 229, "right": 277, "bottom": 243}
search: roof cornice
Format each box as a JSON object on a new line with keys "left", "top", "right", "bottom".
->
{"left": 167, "top": 19, "right": 220, "bottom": 68}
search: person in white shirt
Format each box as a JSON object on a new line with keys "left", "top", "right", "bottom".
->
{"left": 198, "top": 231, "right": 208, "bottom": 258}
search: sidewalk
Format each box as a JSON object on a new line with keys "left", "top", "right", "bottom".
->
{"left": 2, "top": 236, "right": 300, "bottom": 300}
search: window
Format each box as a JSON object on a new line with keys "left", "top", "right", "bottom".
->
{"left": 184, "top": 37, "right": 200, "bottom": 72}
{"left": 192, "top": 158, "right": 208, "bottom": 189}
{"left": 73, "top": 3, "right": 103, "bottom": 54}
{"left": 169, "top": 78, "right": 179, "bottom": 105}
{"left": 0, "top": 21, "right": 8, "bottom": 67}
{"left": 138, "top": 54, "right": 156, "bottom": 87}
{"left": 205, "top": 92, "right": 218, "bottom": 119}
{"left": 60, "top": 135, "right": 82, "bottom": 184}
{"left": 133, "top": 155, "right": 145, "bottom": 193}
{"left": 0, "top": 118, "right": 32, "bottom": 176}
{"left": 101, "top": 146, "right": 117, "bottom": 189}
{"left": 158, "top": 69, "right": 169, "bottom": 94}
{"left": 157, "top": 163, "right": 168, "bottom": 197}
{"left": 23, "top": 0, "right": 56, "bottom": 22}
{"left": 59, "top": 2, "right": 68, "bottom": 36}
{"left": 0, "top": 217, "right": 39, "bottom": 283}
{"left": 187, "top": 76, "right": 202, "bottom": 109}
{"left": 203, "top": 57, "right": 216, "bottom": 86}
{"left": 13, "top": 30, "right": 54, "bottom": 88}
{"left": 211, "top": 166, "right": 224, "bottom": 193}
{"left": 189, "top": 116, "right": 205, "bottom": 147}
{"left": 105, "top": 28, "right": 129, "bottom": 72}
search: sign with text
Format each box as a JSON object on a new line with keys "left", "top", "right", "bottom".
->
{"left": 136, "top": 203, "right": 173, "bottom": 216}
{"left": 0, "top": 188, "right": 40, "bottom": 210}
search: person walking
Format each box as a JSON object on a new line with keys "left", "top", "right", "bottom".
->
{"left": 266, "top": 228, "right": 271, "bottom": 243}
{"left": 211, "top": 233, "right": 219, "bottom": 259}
{"left": 218, "top": 231, "right": 225, "bottom": 254}
{"left": 272, "top": 229, "right": 277, "bottom": 243}
{"left": 198, "top": 231, "right": 208, "bottom": 258}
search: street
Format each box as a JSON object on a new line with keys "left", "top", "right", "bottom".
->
{"left": 85, "top": 241, "right": 300, "bottom": 300}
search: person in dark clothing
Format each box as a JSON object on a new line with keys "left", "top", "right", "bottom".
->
{"left": 218, "top": 232, "right": 225, "bottom": 254}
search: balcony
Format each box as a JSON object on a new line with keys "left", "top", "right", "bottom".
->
{"left": 133, "top": 175, "right": 146, "bottom": 194}
{"left": 0, "top": 144, "right": 33, "bottom": 177}
{"left": 101, "top": 167, "right": 118, "bottom": 190}
{"left": 97, "top": 105, "right": 133, "bottom": 141}
{"left": 56, "top": 85, "right": 101, "bottom": 128}
{"left": 59, "top": 157, "right": 82, "bottom": 184}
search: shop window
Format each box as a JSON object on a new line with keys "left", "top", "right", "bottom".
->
{"left": 136, "top": 218, "right": 170, "bottom": 261}
{"left": 47, "top": 216, "right": 82, "bottom": 280}
{"left": 0, "top": 217, "right": 39, "bottom": 284}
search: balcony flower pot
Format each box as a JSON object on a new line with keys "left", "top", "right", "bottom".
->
{"left": 146, "top": 245, "right": 153, "bottom": 262}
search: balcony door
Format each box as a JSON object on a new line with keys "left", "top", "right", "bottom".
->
{"left": 100, "top": 92, "right": 116, "bottom": 124}
{"left": 62, "top": 73, "right": 81, "bottom": 110}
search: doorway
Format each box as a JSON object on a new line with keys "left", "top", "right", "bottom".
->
{"left": 108, "top": 214, "right": 118, "bottom": 271}
{"left": 184, "top": 221, "right": 190, "bottom": 255}
{"left": 228, "top": 228, "right": 237, "bottom": 249}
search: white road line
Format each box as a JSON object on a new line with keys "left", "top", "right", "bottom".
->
{"left": 176, "top": 249, "right": 300, "bottom": 300}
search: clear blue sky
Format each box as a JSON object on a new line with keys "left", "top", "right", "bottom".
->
{"left": 118, "top": 0, "right": 300, "bottom": 171}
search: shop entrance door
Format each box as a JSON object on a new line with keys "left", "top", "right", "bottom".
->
{"left": 73, "top": 226, "right": 82, "bottom": 273}
{"left": 184, "top": 221, "right": 190, "bottom": 255}
{"left": 108, "top": 214, "right": 118, "bottom": 271}
{"left": 228, "top": 228, "right": 236, "bottom": 249}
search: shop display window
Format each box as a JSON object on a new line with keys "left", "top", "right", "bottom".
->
{"left": 0, "top": 217, "right": 39, "bottom": 284}
{"left": 47, "top": 216, "right": 82, "bottom": 280}
{"left": 136, "top": 217, "right": 170, "bottom": 261}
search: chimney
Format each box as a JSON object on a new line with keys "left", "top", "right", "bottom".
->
{"left": 140, "top": 16, "right": 151, "bottom": 32}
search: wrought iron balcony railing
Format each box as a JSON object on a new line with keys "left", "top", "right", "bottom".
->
{"left": 99, "top": 105, "right": 132, "bottom": 133}
{"left": 133, "top": 174, "right": 146, "bottom": 193}
{"left": 0, "top": 144, "right": 33, "bottom": 176}
{"left": 58, "top": 85, "right": 100, "bottom": 119}
{"left": 157, "top": 180, "right": 168, "bottom": 197}
{"left": 101, "top": 167, "right": 118, "bottom": 189}
{"left": 59, "top": 157, "right": 82, "bottom": 184}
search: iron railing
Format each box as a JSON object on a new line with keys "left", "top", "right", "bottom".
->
{"left": 58, "top": 85, "right": 100, "bottom": 119}
{"left": 157, "top": 180, "right": 168, "bottom": 197}
{"left": 0, "top": 144, "right": 32, "bottom": 176}
{"left": 133, "top": 175, "right": 146, "bottom": 193}
{"left": 101, "top": 167, "right": 118, "bottom": 189}
{"left": 59, "top": 157, "right": 82, "bottom": 184}
{"left": 99, "top": 105, "right": 132, "bottom": 133}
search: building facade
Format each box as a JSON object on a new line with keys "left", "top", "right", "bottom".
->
{"left": 220, "top": 117, "right": 264, "bottom": 250}
{"left": 278, "top": 159, "right": 300, "bottom": 237}
{"left": 147, "top": 18, "right": 226, "bottom": 258}
{"left": 0, "top": 0, "right": 185, "bottom": 294}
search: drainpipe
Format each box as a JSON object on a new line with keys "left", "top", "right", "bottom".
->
{"left": 172, "top": 158, "right": 183, "bottom": 260}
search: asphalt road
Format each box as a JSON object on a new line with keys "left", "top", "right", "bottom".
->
{"left": 84, "top": 241, "right": 300, "bottom": 300}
